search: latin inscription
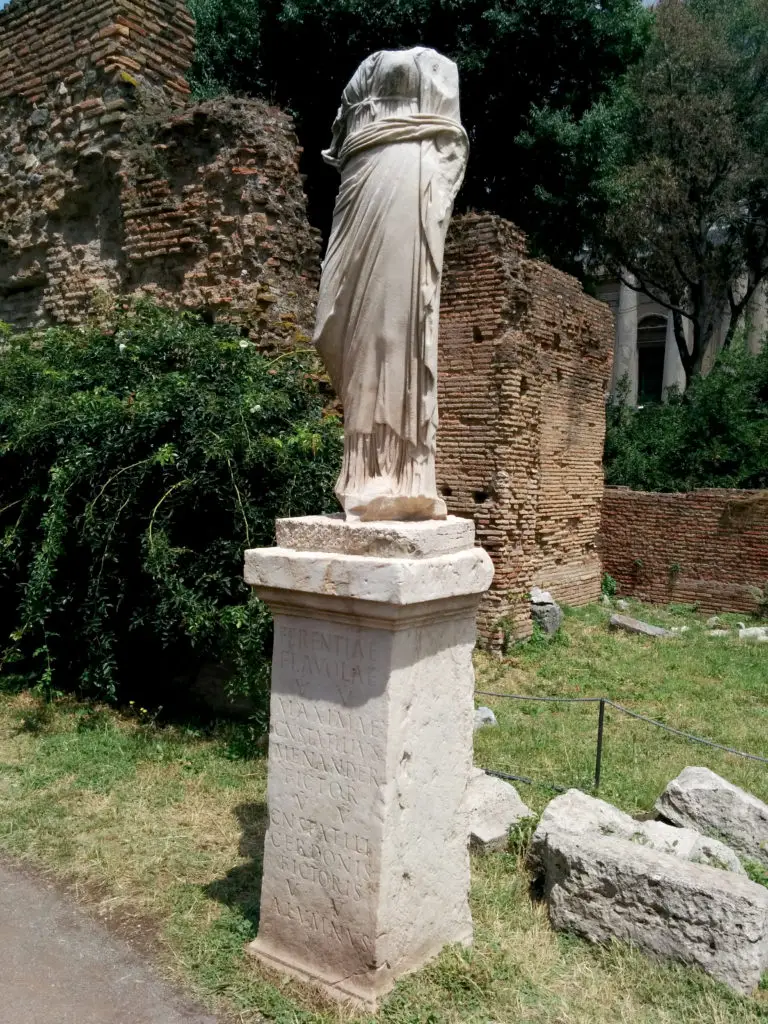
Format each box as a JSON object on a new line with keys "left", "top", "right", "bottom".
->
{"left": 277, "top": 624, "right": 381, "bottom": 704}
{"left": 262, "top": 618, "right": 386, "bottom": 958}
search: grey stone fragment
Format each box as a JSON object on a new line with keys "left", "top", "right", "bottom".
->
{"left": 656, "top": 767, "right": 768, "bottom": 868}
{"left": 739, "top": 626, "right": 768, "bottom": 643}
{"left": 530, "top": 586, "right": 555, "bottom": 605}
{"left": 707, "top": 629, "right": 731, "bottom": 637}
{"left": 473, "top": 706, "right": 498, "bottom": 731}
{"left": 465, "top": 768, "right": 533, "bottom": 852}
{"left": 29, "top": 107, "right": 49, "bottom": 126}
{"left": 616, "top": 599, "right": 630, "bottom": 611}
{"left": 533, "top": 789, "right": 744, "bottom": 875}
{"left": 706, "top": 616, "right": 722, "bottom": 628}
{"left": 531, "top": 602, "right": 563, "bottom": 635}
{"left": 533, "top": 827, "right": 768, "bottom": 995}
{"left": 609, "top": 613, "right": 672, "bottom": 637}
{"left": 600, "top": 594, "right": 611, "bottom": 606}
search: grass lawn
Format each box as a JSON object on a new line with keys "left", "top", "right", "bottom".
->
{"left": 1, "top": 598, "right": 768, "bottom": 1024}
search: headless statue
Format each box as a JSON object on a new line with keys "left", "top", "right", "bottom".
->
{"left": 313, "top": 47, "right": 468, "bottom": 521}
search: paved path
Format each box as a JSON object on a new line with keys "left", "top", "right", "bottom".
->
{"left": 0, "top": 859, "right": 219, "bottom": 1024}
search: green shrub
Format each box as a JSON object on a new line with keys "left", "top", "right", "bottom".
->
{"left": 0, "top": 304, "right": 342, "bottom": 724}
{"left": 604, "top": 337, "right": 768, "bottom": 491}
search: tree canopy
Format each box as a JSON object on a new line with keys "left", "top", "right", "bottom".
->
{"left": 581, "top": 0, "right": 768, "bottom": 384}
{"left": 187, "top": 0, "right": 648, "bottom": 266}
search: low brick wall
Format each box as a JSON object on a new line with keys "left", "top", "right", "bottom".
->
{"left": 599, "top": 488, "right": 768, "bottom": 613}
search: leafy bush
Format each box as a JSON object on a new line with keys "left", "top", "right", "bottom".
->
{"left": 0, "top": 304, "right": 342, "bottom": 724}
{"left": 604, "top": 338, "right": 768, "bottom": 491}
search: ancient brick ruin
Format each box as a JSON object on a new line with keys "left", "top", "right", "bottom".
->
{"left": 600, "top": 487, "right": 768, "bottom": 614}
{"left": 438, "top": 215, "right": 615, "bottom": 644}
{"left": 0, "top": 0, "right": 319, "bottom": 352}
{"left": 0, "top": 0, "right": 616, "bottom": 645}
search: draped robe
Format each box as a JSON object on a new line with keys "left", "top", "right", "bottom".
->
{"left": 313, "top": 48, "right": 468, "bottom": 517}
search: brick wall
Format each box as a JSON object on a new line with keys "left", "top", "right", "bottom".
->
{"left": 600, "top": 488, "right": 768, "bottom": 613}
{"left": 437, "top": 214, "right": 615, "bottom": 644}
{"left": 0, "top": 0, "right": 193, "bottom": 104}
{"left": 0, "top": 0, "right": 319, "bottom": 350}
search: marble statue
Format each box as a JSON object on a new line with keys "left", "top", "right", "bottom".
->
{"left": 314, "top": 47, "right": 468, "bottom": 521}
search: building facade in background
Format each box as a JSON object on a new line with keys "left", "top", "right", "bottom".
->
{"left": 596, "top": 278, "right": 767, "bottom": 405}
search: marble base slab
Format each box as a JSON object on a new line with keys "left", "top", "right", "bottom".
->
{"left": 244, "top": 516, "right": 493, "bottom": 1009}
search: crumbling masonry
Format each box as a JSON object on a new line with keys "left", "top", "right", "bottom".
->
{"left": 438, "top": 215, "right": 614, "bottom": 644}
{"left": 0, "top": 0, "right": 319, "bottom": 352}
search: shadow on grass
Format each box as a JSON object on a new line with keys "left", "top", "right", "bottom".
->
{"left": 204, "top": 801, "right": 268, "bottom": 931}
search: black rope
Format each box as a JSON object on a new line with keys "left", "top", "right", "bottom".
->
{"left": 475, "top": 691, "right": 768, "bottom": 765}
{"left": 481, "top": 768, "right": 567, "bottom": 794}
{"left": 476, "top": 689, "right": 602, "bottom": 705}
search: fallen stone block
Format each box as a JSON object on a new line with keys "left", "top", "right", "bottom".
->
{"left": 739, "top": 626, "right": 768, "bottom": 643}
{"left": 533, "top": 789, "right": 744, "bottom": 875}
{"left": 609, "top": 613, "right": 672, "bottom": 638}
{"left": 474, "top": 706, "right": 498, "bottom": 731}
{"left": 531, "top": 601, "right": 563, "bottom": 635}
{"left": 532, "top": 825, "right": 768, "bottom": 995}
{"left": 530, "top": 586, "right": 555, "bottom": 605}
{"left": 707, "top": 629, "right": 731, "bottom": 638}
{"left": 657, "top": 767, "right": 768, "bottom": 868}
{"left": 465, "top": 768, "right": 533, "bottom": 852}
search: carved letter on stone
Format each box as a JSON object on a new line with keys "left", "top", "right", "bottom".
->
{"left": 314, "top": 48, "right": 468, "bottom": 522}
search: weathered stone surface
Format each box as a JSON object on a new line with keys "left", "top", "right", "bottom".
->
{"left": 534, "top": 789, "right": 744, "bottom": 875}
{"left": 245, "top": 516, "right": 493, "bottom": 1008}
{"left": 531, "top": 601, "right": 563, "bottom": 635}
{"left": 656, "top": 767, "right": 768, "bottom": 868}
{"left": 473, "top": 707, "right": 498, "bottom": 731}
{"left": 609, "top": 613, "right": 672, "bottom": 638}
{"left": 530, "top": 587, "right": 554, "bottom": 605}
{"left": 275, "top": 514, "right": 474, "bottom": 559}
{"left": 534, "top": 825, "right": 768, "bottom": 995}
{"left": 708, "top": 629, "right": 731, "bottom": 637}
{"left": 465, "top": 768, "right": 532, "bottom": 852}
{"left": 616, "top": 599, "right": 630, "bottom": 611}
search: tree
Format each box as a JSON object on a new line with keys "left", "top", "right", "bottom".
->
{"left": 587, "top": 0, "right": 768, "bottom": 384}
{"left": 187, "top": 0, "right": 648, "bottom": 266}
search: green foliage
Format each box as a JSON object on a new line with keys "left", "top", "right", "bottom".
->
{"left": 186, "top": 0, "right": 649, "bottom": 265}
{"left": 0, "top": 304, "right": 342, "bottom": 722}
{"left": 581, "top": 0, "right": 768, "bottom": 381}
{"left": 744, "top": 859, "right": 768, "bottom": 889}
{"left": 601, "top": 573, "right": 618, "bottom": 597}
{"left": 604, "top": 337, "right": 768, "bottom": 490}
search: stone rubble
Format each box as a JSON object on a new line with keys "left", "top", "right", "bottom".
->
{"left": 473, "top": 706, "right": 498, "bottom": 731}
{"left": 532, "top": 789, "right": 768, "bottom": 995}
{"left": 465, "top": 768, "right": 532, "bottom": 852}
{"left": 609, "top": 613, "right": 673, "bottom": 637}
{"left": 657, "top": 767, "right": 768, "bottom": 868}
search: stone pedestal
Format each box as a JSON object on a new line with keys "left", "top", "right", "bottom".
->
{"left": 244, "top": 515, "right": 493, "bottom": 1009}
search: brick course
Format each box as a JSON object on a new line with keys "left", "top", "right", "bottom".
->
{"left": 600, "top": 488, "right": 768, "bottom": 613}
{"left": 0, "top": 0, "right": 319, "bottom": 350}
{"left": 0, "top": 0, "right": 193, "bottom": 104}
{"left": 437, "top": 214, "right": 615, "bottom": 645}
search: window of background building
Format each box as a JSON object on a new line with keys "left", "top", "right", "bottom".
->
{"left": 637, "top": 315, "right": 667, "bottom": 403}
